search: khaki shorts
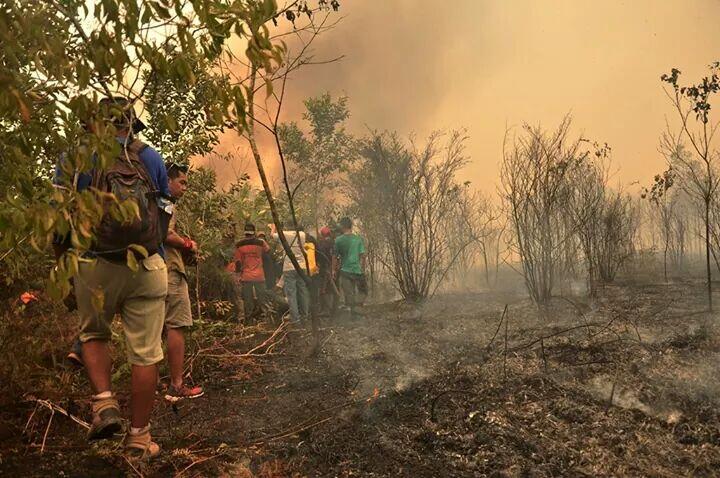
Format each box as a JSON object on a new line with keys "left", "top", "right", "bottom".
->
{"left": 165, "top": 270, "right": 193, "bottom": 328}
{"left": 75, "top": 254, "right": 167, "bottom": 366}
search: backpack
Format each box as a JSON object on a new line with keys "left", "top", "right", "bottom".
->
{"left": 91, "top": 140, "right": 161, "bottom": 259}
{"left": 304, "top": 241, "right": 319, "bottom": 276}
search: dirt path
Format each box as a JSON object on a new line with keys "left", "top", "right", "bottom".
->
{"left": 2, "top": 281, "right": 720, "bottom": 476}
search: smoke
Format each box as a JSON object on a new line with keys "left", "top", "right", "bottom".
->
{"left": 195, "top": 0, "right": 720, "bottom": 193}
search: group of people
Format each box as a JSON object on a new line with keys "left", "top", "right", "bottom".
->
{"left": 54, "top": 96, "right": 367, "bottom": 461}
{"left": 229, "top": 217, "right": 368, "bottom": 323}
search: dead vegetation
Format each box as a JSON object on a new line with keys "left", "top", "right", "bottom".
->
{"left": 2, "top": 274, "right": 720, "bottom": 477}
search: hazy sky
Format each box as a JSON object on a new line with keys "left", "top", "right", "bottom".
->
{"left": 209, "top": 0, "right": 720, "bottom": 194}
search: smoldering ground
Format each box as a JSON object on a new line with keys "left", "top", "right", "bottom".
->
{"left": 4, "top": 263, "right": 720, "bottom": 476}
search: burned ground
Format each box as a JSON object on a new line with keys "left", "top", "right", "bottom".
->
{"left": 2, "top": 278, "right": 720, "bottom": 477}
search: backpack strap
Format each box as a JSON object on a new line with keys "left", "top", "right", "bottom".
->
{"left": 123, "top": 140, "right": 157, "bottom": 195}
{"left": 127, "top": 139, "right": 148, "bottom": 155}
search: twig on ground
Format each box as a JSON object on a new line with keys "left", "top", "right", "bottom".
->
{"left": 540, "top": 337, "right": 548, "bottom": 373}
{"left": 511, "top": 321, "right": 609, "bottom": 353}
{"left": 606, "top": 365, "right": 620, "bottom": 414}
{"left": 241, "top": 320, "right": 289, "bottom": 356}
{"left": 485, "top": 305, "right": 508, "bottom": 352}
{"left": 188, "top": 320, "right": 289, "bottom": 365}
{"left": 174, "top": 453, "right": 224, "bottom": 478}
{"left": 320, "top": 329, "right": 335, "bottom": 348}
{"left": 123, "top": 455, "right": 144, "bottom": 477}
{"left": 250, "top": 399, "right": 363, "bottom": 444}
{"left": 261, "top": 416, "right": 333, "bottom": 443}
{"left": 24, "top": 395, "right": 90, "bottom": 430}
{"left": 40, "top": 409, "right": 55, "bottom": 454}
{"left": 558, "top": 296, "right": 593, "bottom": 340}
{"left": 23, "top": 402, "right": 40, "bottom": 435}
{"left": 503, "top": 310, "right": 509, "bottom": 382}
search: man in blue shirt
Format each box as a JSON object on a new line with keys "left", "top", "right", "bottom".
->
{"left": 56, "top": 97, "right": 168, "bottom": 459}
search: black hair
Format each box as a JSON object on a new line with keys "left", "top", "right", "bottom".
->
{"left": 339, "top": 217, "right": 352, "bottom": 230}
{"left": 166, "top": 161, "right": 189, "bottom": 179}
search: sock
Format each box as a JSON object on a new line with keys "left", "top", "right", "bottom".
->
{"left": 92, "top": 391, "right": 113, "bottom": 400}
{"left": 130, "top": 425, "right": 150, "bottom": 435}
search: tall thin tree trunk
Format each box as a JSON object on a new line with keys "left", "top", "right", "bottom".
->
{"left": 706, "top": 199, "right": 713, "bottom": 311}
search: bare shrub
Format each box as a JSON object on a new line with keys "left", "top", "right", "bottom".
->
{"left": 348, "top": 130, "right": 469, "bottom": 302}
{"left": 572, "top": 144, "right": 639, "bottom": 292}
{"left": 661, "top": 65, "right": 720, "bottom": 310}
{"left": 500, "top": 117, "right": 586, "bottom": 305}
{"left": 643, "top": 169, "right": 689, "bottom": 280}
{"left": 445, "top": 187, "right": 502, "bottom": 289}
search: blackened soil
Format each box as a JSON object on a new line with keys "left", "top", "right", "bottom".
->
{"left": 2, "top": 280, "right": 720, "bottom": 477}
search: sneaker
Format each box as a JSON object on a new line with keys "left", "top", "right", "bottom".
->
{"left": 124, "top": 426, "right": 160, "bottom": 460}
{"left": 164, "top": 384, "right": 204, "bottom": 403}
{"left": 66, "top": 351, "right": 84, "bottom": 368}
{"left": 87, "top": 395, "right": 123, "bottom": 441}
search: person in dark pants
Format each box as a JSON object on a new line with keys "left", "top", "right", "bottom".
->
{"left": 233, "top": 223, "right": 271, "bottom": 321}
{"left": 317, "top": 226, "right": 339, "bottom": 316}
{"left": 333, "top": 217, "right": 367, "bottom": 318}
{"left": 257, "top": 230, "right": 277, "bottom": 290}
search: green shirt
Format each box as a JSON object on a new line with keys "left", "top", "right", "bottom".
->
{"left": 334, "top": 233, "right": 365, "bottom": 274}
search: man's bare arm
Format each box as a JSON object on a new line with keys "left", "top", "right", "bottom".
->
{"left": 166, "top": 229, "right": 197, "bottom": 253}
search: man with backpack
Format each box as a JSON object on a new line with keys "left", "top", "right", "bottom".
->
{"left": 56, "top": 97, "right": 169, "bottom": 459}
{"left": 270, "top": 222, "right": 310, "bottom": 323}
{"left": 161, "top": 161, "right": 204, "bottom": 401}
{"left": 233, "top": 223, "right": 271, "bottom": 321}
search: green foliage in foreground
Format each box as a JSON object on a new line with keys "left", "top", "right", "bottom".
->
{"left": 0, "top": 0, "right": 293, "bottom": 302}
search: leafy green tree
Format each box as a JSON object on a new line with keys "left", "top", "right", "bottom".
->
{"left": 278, "top": 93, "right": 356, "bottom": 231}
{"left": 0, "top": 0, "right": 290, "bottom": 300}
{"left": 143, "top": 51, "right": 228, "bottom": 164}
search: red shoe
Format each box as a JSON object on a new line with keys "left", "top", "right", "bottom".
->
{"left": 164, "top": 384, "right": 204, "bottom": 403}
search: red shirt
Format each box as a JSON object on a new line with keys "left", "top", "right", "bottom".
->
{"left": 233, "top": 237, "right": 270, "bottom": 282}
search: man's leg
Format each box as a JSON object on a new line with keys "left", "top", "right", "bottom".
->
{"left": 121, "top": 254, "right": 167, "bottom": 456}
{"left": 329, "top": 274, "right": 340, "bottom": 315}
{"left": 166, "top": 328, "right": 185, "bottom": 389}
{"left": 164, "top": 270, "right": 203, "bottom": 400}
{"left": 347, "top": 274, "right": 360, "bottom": 316}
{"left": 283, "top": 271, "right": 300, "bottom": 322}
{"left": 339, "top": 272, "right": 354, "bottom": 313}
{"left": 74, "top": 258, "right": 125, "bottom": 441}
{"left": 253, "top": 282, "right": 268, "bottom": 319}
{"left": 83, "top": 340, "right": 112, "bottom": 393}
{"left": 241, "top": 281, "right": 255, "bottom": 321}
{"left": 297, "top": 275, "right": 310, "bottom": 318}
{"left": 350, "top": 274, "right": 365, "bottom": 317}
{"left": 130, "top": 363, "right": 158, "bottom": 428}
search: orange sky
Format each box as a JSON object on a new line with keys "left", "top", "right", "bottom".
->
{"left": 205, "top": 0, "right": 720, "bottom": 195}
